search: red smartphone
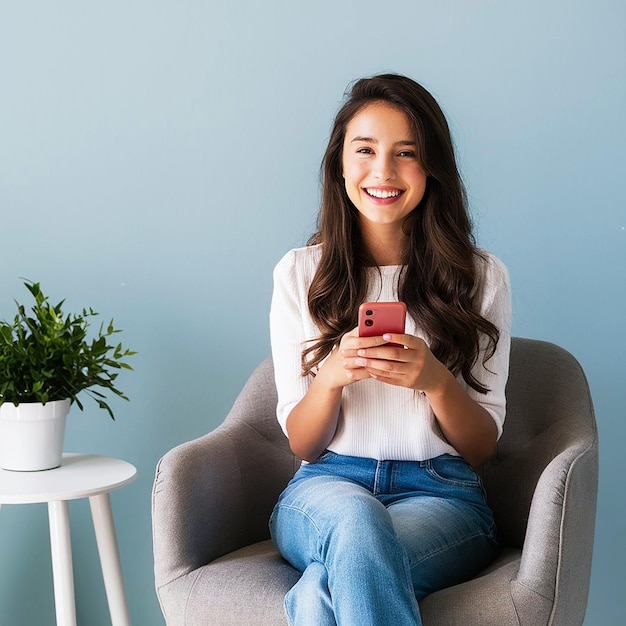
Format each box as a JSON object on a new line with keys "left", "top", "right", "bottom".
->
{"left": 358, "top": 302, "right": 407, "bottom": 343}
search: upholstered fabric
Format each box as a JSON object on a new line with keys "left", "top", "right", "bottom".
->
{"left": 152, "top": 338, "right": 598, "bottom": 625}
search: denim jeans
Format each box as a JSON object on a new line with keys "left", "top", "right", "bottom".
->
{"left": 269, "top": 451, "right": 498, "bottom": 626}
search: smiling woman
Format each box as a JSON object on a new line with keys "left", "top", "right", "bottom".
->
{"left": 268, "top": 73, "right": 511, "bottom": 625}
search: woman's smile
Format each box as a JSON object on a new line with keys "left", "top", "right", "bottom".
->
{"left": 363, "top": 186, "right": 405, "bottom": 202}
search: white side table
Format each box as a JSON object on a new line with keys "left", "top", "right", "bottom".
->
{"left": 0, "top": 453, "right": 137, "bottom": 626}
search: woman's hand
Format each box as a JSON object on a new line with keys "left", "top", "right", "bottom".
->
{"left": 341, "top": 332, "right": 448, "bottom": 394}
{"left": 307, "top": 327, "right": 385, "bottom": 391}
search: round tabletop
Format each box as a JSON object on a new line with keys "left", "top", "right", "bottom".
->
{"left": 0, "top": 453, "right": 137, "bottom": 504}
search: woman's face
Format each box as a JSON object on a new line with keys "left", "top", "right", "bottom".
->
{"left": 342, "top": 102, "right": 427, "bottom": 235}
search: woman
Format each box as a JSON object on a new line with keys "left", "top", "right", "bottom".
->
{"left": 269, "top": 73, "right": 511, "bottom": 625}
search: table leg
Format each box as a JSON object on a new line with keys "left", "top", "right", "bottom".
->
{"left": 48, "top": 500, "right": 77, "bottom": 626}
{"left": 89, "top": 493, "right": 131, "bottom": 626}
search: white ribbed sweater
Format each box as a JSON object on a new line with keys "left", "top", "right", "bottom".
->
{"left": 269, "top": 244, "right": 512, "bottom": 461}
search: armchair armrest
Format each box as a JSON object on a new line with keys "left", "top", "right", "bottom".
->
{"left": 513, "top": 423, "right": 598, "bottom": 625}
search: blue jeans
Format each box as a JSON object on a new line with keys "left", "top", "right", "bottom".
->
{"left": 269, "top": 451, "right": 498, "bottom": 626}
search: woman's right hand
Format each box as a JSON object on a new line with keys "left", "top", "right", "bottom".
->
{"left": 316, "top": 328, "right": 372, "bottom": 389}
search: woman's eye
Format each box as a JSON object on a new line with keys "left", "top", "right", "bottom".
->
{"left": 398, "top": 150, "right": 416, "bottom": 158}
{"left": 356, "top": 147, "right": 373, "bottom": 154}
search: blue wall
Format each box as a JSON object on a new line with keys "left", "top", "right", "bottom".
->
{"left": 1, "top": 1, "right": 624, "bottom": 624}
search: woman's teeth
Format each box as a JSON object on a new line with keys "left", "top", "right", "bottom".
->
{"left": 366, "top": 188, "right": 401, "bottom": 199}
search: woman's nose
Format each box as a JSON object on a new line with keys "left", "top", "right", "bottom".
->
{"left": 373, "top": 155, "right": 396, "bottom": 180}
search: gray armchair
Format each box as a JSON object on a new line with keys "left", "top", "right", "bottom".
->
{"left": 152, "top": 338, "right": 598, "bottom": 625}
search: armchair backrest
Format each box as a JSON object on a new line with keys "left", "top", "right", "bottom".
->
{"left": 223, "top": 357, "right": 284, "bottom": 448}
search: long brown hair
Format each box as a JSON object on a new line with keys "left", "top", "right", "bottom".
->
{"left": 303, "top": 74, "right": 499, "bottom": 393}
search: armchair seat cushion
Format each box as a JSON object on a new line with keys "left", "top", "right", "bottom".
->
{"left": 180, "top": 541, "right": 299, "bottom": 625}
{"left": 175, "top": 541, "right": 525, "bottom": 626}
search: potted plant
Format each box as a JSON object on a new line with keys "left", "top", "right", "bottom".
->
{"left": 0, "top": 280, "right": 135, "bottom": 471}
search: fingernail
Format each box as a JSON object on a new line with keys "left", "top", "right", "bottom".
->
{"left": 383, "top": 334, "right": 392, "bottom": 341}
{"left": 355, "top": 358, "right": 367, "bottom": 366}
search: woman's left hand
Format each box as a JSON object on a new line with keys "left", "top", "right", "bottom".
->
{"left": 341, "top": 333, "right": 448, "bottom": 394}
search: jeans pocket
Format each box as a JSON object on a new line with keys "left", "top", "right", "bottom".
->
{"left": 425, "top": 455, "right": 481, "bottom": 488}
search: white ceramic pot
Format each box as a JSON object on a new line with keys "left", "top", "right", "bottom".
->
{"left": 0, "top": 399, "right": 71, "bottom": 471}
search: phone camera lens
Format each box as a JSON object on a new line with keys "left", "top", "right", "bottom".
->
{"left": 366, "top": 309, "right": 373, "bottom": 316}
{"left": 365, "top": 319, "right": 373, "bottom": 327}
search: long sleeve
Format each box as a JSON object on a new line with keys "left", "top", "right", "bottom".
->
{"left": 269, "top": 247, "right": 320, "bottom": 435}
